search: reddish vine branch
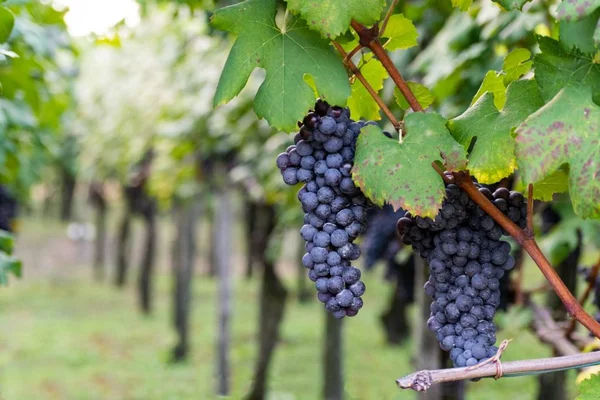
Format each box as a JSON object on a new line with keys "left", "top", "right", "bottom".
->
{"left": 351, "top": 21, "right": 424, "bottom": 113}
{"left": 566, "top": 259, "right": 600, "bottom": 336}
{"left": 431, "top": 162, "right": 452, "bottom": 184}
{"left": 453, "top": 171, "right": 600, "bottom": 338}
{"left": 332, "top": 41, "right": 401, "bottom": 131}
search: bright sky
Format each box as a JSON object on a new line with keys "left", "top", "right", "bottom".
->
{"left": 54, "top": 0, "right": 141, "bottom": 37}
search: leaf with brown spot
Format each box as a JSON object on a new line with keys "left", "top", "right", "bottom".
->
{"left": 515, "top": 86, "right": 600, "bottom": 219}
{"left": 352, "top": 113, "right": 468, "bottom": 218}
{"left": 556, "top": 0, "right": 600, "bottom": 21}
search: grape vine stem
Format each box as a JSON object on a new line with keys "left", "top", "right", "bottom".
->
{"left": 351, "top": 21, "right": 424, "bottom": 112}
{"left": 453, "top": 171, "right": 600, "bottom": 339}
{"left": 333, "top": 41, "right": 401, "bottom": 132}
{"left": 343, "top": 45, "right": 363, "bottom": 65}
{"left": 379, "top": 0, "right": 400, "bottom": 38}
{"left": 566, "top": 259, "right": 600, "bottom": 337}
{"left": 397, "top": 351, "right": 600, "bottom": 391}
{"left": 431, "top": 162, "right": 452, "bottom": 185}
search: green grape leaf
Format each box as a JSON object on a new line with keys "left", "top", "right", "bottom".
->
{"left": 515, "top": 86, "right": 600, "bottom": 219}
{"left": 471, "top": 49, "right": 532, "bottom": 110}
{"left": 533, "top": 36, "right": 600, "bottom": 103}
{"left": 353, "top": 113, "right": 468, "bottom": 217}
{"left": 347, "top": 58, "right": 388, "bottom": 120}
{"left": 394, "top": 82, "right": 435, "bottom": 111}
{"left": 492, "top": 0, "right": 532, "bottom": 10}
{"left": 0, "top": 251, "right": 20, "bottom": 285}
{"left": 471, "top": 71, "right": 506, "bottom": 109}
{"left": 212, "top": 0, "right": 351, "bottom": 132}
{"left": 380, "top": 14, "right": 418, "bottom": 51}
{"left": 0, "top": 6, "right": 14, "bottom": 43}
{"left": 560, "top": 8, "right": 600, "bottom": 54}
{"left": 503, "top": 48, "right": 533, "bottom": 84}
{"left": 451, "top": 0, "right": 472, "bottom": 11}
{"left": 0, "top": 230, "right": 13, "bottom": 254}
{"left": 285, "top": 0, "right": 385, "bottom": 39}
{"left": 595, "top": 19, "right": 600, "bottom": 48}
{"left": 448, "top": 80, "right": 544, "bottom": 184}
{"left": 556, "top": 0, "right": 600, "bottom": 21}
{"left": 514, "top": 167, "right": 569, "bottom": 201}
{"left": 578, "top": 373, "right": 600, "bottom": 400}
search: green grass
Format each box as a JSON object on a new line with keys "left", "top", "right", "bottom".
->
{"left": 0, "top": 215, "right": 578, "bottom": 399}
{"left": 0, "top": 269, "right": 575, "bottom": 400}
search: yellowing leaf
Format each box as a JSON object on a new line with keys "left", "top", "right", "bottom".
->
{"left": 381, "top": 14, "right": 418, "bottom": 51}
{"left": 449, "top": 80, "right": 544, "bottom": 184}
{"left": 515, "top": 86, "right": 600, "bottom": 219}
{"left": 578, "top": 365, "right": 600, "bottom": 385}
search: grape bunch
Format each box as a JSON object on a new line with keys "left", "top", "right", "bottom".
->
{"left": 0, "top": 185, "right": 18, "bottom": 233}
{"left": 276, "top": 100, "right": 371, "bottom": 319}
{"left": 397, "top": 183, "right": 527, "bottom": 367}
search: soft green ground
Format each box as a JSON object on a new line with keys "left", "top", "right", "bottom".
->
{"left": 0, "top": 217, "right": 577, "bottom": 399}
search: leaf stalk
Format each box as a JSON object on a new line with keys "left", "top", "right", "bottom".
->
{"left": 333, "top": 41, "right": 401, "bottom": 131}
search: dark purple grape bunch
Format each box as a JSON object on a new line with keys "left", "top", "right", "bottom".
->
{"left": 276, "top": 100, "right": 373, "bottom": 319}
{"left": 397, "top": 183, "right": 527, "bottom": 367}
